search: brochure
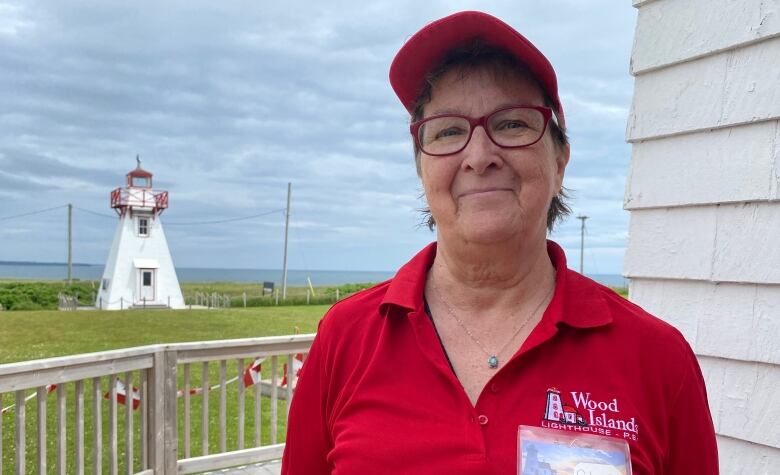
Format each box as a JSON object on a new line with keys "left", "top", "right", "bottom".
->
{"left": 518, "top": 425, "right": 632, "bottom": 475}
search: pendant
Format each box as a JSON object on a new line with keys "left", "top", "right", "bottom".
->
{"left": 488, "top": 355, "right": 499, "bottom": 369}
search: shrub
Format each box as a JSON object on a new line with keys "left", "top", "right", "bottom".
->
{"left": 0, "top": 281, "right": 97, "bottom": 310}
{"left": 322, "top": 282, "right": 375, "bottom": 298}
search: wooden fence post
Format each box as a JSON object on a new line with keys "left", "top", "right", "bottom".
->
{"left": 148, "top": 349, "right": 178, "bottom": 474}
{"left": 243, "top": 292, "right": 247, "bottom": 308}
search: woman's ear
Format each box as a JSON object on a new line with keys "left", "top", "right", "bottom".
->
{"left": 555, "top": 143, "right": 570, "bottom": 188}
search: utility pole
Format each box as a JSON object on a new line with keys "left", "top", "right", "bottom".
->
{"left": 282, "top": 182, "right": 291, "bottom": 300}
{"left": 577, "top": 215, "right": 589, "bottom": 275}
{"left": 67, "top": 203, "right": 73, "bottom": 284}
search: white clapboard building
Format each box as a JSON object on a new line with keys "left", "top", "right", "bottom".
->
{"left": 625, "top": 0, "right": 780, "bottom": 471}
{"left": 96, "top": 159, "right": 185, "bottom": 310}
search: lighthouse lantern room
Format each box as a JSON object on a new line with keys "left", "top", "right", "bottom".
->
{"left": 97, "top": 157, "right": 185, "bottom": 310}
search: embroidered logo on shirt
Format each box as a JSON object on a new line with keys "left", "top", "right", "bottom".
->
{"left": 543, "top": 387, "right": 588, "bottom": 426}
{"left": 540, "top": 387, "right": 639, "bottom": 442}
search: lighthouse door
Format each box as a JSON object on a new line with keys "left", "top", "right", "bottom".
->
{"left": 140, "top": 269, "right": 155, "bottom": 302}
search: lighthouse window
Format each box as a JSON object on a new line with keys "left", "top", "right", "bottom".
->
{"left": 133, "top": 176, "right": 150, "bottom": 187}
{"left": 138, "top": 217, "right": 150, "bottom": 237}
{"left": 102, "top": 278, "right": 110, "bottom": 290}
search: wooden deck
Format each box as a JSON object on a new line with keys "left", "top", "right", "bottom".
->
{"left": 210, "top": 459, "right": 281, "bottom": 474}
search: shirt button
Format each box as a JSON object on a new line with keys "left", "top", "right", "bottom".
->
{"left": 478, "top": 414, "right": 489, "bottom": 426}
{"left": 490, "top": 382, "right": 499, "bottom": 393}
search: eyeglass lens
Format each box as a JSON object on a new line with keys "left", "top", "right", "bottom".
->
{"left": 418, "top": 107, "right": 546, "bottom": 156}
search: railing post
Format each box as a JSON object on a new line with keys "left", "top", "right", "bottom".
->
{"left": 164, "top": 350, "right": 178, "bottom": 473}
{"left": 15, "top": 391, "right": 25, "bottom": 475}
{"left": 148, "top": 349, "right": 178, "bottom": 474}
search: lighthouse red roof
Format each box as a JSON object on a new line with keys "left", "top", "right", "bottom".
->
{"left": 127, "top": 167, "right": 152, "bottom": 178}
{"left": 126, "top": 156, "right": 153, "bottom": 188}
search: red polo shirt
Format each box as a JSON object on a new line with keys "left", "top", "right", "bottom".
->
{"left": 282, "top": 241, "right": 718, "bottom": 474}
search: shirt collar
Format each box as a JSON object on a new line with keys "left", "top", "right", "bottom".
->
{"left": 545, "top": 240, "right": 613, "bottom": 329}
{"left": 379, "top": 240, "right": 613, "bottom": 330}
{"left": 380, "top": 242, "right": 437, "bottom": 316}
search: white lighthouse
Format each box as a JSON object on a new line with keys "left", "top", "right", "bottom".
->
{"left": 96, "top": 158, "right": 185, "bottom": 310}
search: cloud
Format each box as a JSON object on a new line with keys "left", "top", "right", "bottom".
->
{"left": 0, "top": 0, "right": 635, "bottom": 273}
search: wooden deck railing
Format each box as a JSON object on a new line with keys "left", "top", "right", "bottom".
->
{"left": 0, "top": 334, "right": 314, "bottom": 474}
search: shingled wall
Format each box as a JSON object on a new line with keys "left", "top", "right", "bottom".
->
{"left": 625, "top": 0, "right": 780, "bottom": 471}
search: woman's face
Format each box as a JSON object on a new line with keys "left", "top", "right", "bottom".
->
{"left": 419, "top": 67, "right": 569, "bottom": 246}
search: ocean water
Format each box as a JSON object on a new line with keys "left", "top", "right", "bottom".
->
{"left": 0, "top": 263, "right": 628, "bottom": 288}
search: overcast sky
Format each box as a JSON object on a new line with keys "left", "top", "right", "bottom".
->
{"left": 0, "top": 0, "right": 637, "bottom": 274}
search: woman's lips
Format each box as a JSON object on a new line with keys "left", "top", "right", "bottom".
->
{"left": 459, "top": 188, "right": 513, "bottom": 198}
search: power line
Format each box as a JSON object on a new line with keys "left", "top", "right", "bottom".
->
{"left": 0, "top": 204, "right": 69, "bottom": 222}
{"left": 164, "top": 208, "right": 286, "bottom": 225}
{"left": 0, "top": 203, "right": 286, "bottom": 226}
{"left": 74, "top": 205, "right": 285, "bottom": 224}
{"left": 73, "top": 206, "right": 116, "bottom": 219}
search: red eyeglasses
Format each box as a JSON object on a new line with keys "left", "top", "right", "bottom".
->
{"left": 410, "top": 105, "right": 553, "bottom": 156}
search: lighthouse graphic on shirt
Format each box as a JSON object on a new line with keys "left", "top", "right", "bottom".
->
{"left": 543, "top": 388, "right": 587, "bottom": 426}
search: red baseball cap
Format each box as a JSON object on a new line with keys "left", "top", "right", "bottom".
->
{"left": 389, "top": 11, "right": 564, "bottom": 126}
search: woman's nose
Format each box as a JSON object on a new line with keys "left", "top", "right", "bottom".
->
{"left": 460, "top": 125, "right": 503, "bottom": 174}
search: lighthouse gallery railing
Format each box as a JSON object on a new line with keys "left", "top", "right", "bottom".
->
{"left": 110, "top": 188, "right": 169, "bottom": 215}
{"left": 0, "top": 334, "right": 313, "bottom": 474}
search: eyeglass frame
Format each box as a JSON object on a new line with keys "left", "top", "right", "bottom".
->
{"left": 410, "top": 104, "right": 555, "bottom": 157}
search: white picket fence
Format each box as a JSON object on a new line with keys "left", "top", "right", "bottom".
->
{"left": 189, "top": 292, "right": 231, "bottom": 309}
{"left": 0, "top": 334, "right": 314, "bottom": 474}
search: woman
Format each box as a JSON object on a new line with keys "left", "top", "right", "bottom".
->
{"left": 282, "top": 11, "right": 718, "bottom": 474}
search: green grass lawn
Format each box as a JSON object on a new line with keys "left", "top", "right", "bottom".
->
{"left": 0, "top": 306, "right": 329, "bottom": 474}
{"left": 0, "top": 306, "right": 328, "bottom": 364}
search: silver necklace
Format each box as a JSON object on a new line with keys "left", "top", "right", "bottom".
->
{"left": 431, "top": 274, "right": 555, "bottom": 369}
